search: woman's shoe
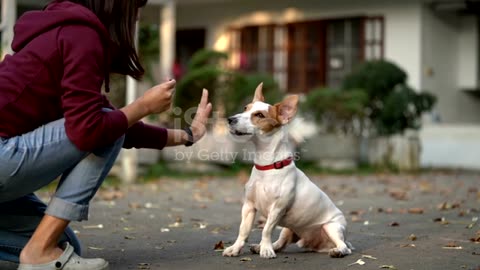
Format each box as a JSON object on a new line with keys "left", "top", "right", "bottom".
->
{"left": 18, "top": 243, "right": 109, "bottom": 270}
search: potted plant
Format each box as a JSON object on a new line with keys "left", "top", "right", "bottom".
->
{"left": 299, "top": 88, "right": 368, "bottom": 169}
{"left": 342, "top": 60, "right": 437, "bottom": 170}
{"left": 299, "top": 60, "right": 436, "bottom": 170}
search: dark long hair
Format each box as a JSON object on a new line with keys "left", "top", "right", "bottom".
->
{"left": 49, "top": 0, "right": 148, "bottom": 80}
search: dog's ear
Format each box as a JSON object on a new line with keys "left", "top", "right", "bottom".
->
{"left": 275, "top": 95, "right": 298, "bottom": 124}
{"left": 252, "top": 82, "right": 264, "bottom": 102}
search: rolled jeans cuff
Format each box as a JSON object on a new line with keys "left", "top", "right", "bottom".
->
{"left": 45, "top": 197, "right": 89, "bottom": 221}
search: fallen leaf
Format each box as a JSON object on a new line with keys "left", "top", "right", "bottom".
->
{"left": 467, "top": 222, "right": 476, "bottom": 229}
{"left": 193, "top": 192, "right": 213, "bottom": 202}
{"left": 214, "top": 241, "right": 225, "bottom": 250}
{"left": 470, "top": 236, "right": 480, "bottom": 243}
{"left": 98, "top": 190, "right": 125, "bottom": 201}
{"left": 88, "top": 246, "right": 104, "bottom": 250}
{"left": 470, "top": 231, "right": 480, "bottom": 243}
{"left": 389, "top": 191, "right": 407, "bottom": 200}
{"left": 408, "top": 208, "right": 424, "bottom": 214}
{"left": 442, "top": 242, "right": 462, "bottom": 249}
{"left": 408, "top": 234, "right": 417, "bottom": 241}
{"left": 437, "top": 201, "right": 461, "bottom": 211}
{"left": 167, "top": 240, "right": 177, "bottom": 244}
{"left": 137, "top": 263, "right": 151, "bottom": 269}
{"left": 389, "top": 222, "right": 400, "bottom": 227}
{"left": 468, "top": 187, "right": 478, "bottom": 193}
{"left": 128, "top": 202, "right": 142, "bottom": 209}
{"left": 144, "top": 202, "right": 158, "bottom": 209}
{"left": 348, "top": 259, "right": 366, "bottom": 266}
{"left": 377, "top": 207, "right": 393, "bottom": 214}
{"left": 168, "top": 222, "right": 183, "bottom": 228}
{"left": 240, "top": 257, "right": 252, "bottom": 262}
{"left": 379, "top": 265, "right": 396, "bottom": 269}
{"left": 349, "top": 210, "right": 365, "bottom": 216}
{"left": 124, "top": 235, "right": 136, "bottom": 240}
{"left": 419, "top": 181, "right": 433, "bottom": 193}
{"left": 361, "top": 254, "right": 377, "bottom": 260}
{"left": 160, "top": 228, "right": 170, "bottom": 232}
{"left": 433, "top": 217, "right": 449, "bottom": 224}
{"left": 400, "top": 243, "right": 416, "bottom": 248}
{"left": 351, "top": 216, "right": 363, "bottom": 223}
{"left": 82, "top": 224, "right": 104, "bottom": 229}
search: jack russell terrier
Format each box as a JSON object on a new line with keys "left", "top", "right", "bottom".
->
{"left": 222, "top": 83, "right": 353, "bottom": 259}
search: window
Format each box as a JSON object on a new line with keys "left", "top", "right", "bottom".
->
{"left": 229, "top": 25, "right": 288, "bottom": 90}
{"left": 287, "top": 21, "right": 326, "bottom": 93}
{"left": 228, "top": 16, "right": 384, "bottom": 92}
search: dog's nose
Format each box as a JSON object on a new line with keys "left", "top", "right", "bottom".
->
{"left": 227, "top": 117, "right": 237, "bottom": 125}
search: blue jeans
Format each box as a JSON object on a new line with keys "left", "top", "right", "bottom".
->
{"left": 0, "top": 117, "right": 124, "bottom": 263}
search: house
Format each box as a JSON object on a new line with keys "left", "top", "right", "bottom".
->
{"left": 2, "top": 0, "right": 480, "bottom": 170}
{"left": 163, "top": 0, "right": 480, "bottom": 170}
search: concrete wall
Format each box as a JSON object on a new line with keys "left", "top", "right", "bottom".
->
{"left": 420, "top": 124, "right": 480, "bottom": 170}
{"left": 420, "top": 6, "right": 480, "bottom": 124}
{"left": 457, "top": 16, "right": 479, "bottom": 90}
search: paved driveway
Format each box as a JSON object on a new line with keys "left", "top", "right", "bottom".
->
{"left": 1, "top": 171, "right": 479, "bottom": 270}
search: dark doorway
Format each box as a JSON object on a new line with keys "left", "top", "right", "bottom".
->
{"left": 175, "top": 28, "right": 206, "bottom": 75}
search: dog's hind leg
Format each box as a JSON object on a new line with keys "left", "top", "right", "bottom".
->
{"left": 322, "top": 222, "right": 352, "bottom": 258}
{"left": 250, "top": 227, "right": 298, "bottom": 254}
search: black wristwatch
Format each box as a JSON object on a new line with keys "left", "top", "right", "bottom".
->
{"left": 184, "top": 126, "right": 194, "bottom": 147}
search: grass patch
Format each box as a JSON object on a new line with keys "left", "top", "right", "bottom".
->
{"left": 140, "top": 160, "right": 406, "bottom": 182}
{"left": 140, "top": 161, "right": 252, "bottom": 182}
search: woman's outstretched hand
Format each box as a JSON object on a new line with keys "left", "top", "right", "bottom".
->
{"left": 190, "top": 89, "right": 213, "bottom": 142}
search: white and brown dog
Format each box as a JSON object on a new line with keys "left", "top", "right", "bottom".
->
{"left": 223, "top": 83, "right": 353, "bottom": 259}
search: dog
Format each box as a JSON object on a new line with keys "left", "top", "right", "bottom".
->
{"left": 222, "top": 83, "right": 353, "bottom": 259}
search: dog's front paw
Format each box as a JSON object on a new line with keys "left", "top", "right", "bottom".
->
{"left": 328, "top": 247, "right": 351, "bottom": 258}
{"left": 223, "top": 245, "right": 242, "bottom": 257}
{"left": 259, "top": 244, "right": 276, "bottom": 259}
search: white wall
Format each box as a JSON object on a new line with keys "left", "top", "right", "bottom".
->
{"left": 177, "top": 0, "right": 423, "bottom": 89}
{"left": 420, "top": 124, "right": 480, "bottom": 170}
{"left": 457, "top": 16, "right": 478, "bottom": 90}
{"left": 420, "top": 6, "right": 480, "bottom": 124}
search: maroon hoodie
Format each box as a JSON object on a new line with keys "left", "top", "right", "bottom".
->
{"left": 0, "top": 1, "right": 168, "bottom": 152}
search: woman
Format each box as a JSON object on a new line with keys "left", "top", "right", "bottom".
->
{"left": 0, "top": 0, "right": 212, "bottom": 269}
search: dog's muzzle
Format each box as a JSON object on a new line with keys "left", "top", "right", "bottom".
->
{"left": 227, "top": 116, "right": 252, "bottom": 136}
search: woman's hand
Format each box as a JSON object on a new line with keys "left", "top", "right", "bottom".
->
{"left": 140, "top": 79, "right": 176, "bottom": 114}
{"left": 190, "top": 89, "right": 213, "bottom": 142}
{"left": 121, "top": 79, "right": 176, "bottom": 127}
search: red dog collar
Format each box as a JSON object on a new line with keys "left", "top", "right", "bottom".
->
{"left": 254, "top": 157, "right": 294, "bottom": 171}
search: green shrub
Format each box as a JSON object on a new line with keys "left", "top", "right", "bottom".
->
{"left": 301, "top": 88, "right": 368, "bottom": 135}
{"left": 342, "top": 60, "right": 436, "bottom": 135}
{"left": 173, "top": 49, "right": 228, "bottom": 125}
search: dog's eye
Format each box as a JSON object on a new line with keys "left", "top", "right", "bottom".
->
{"left": 244, "top": 106, "right": 248, "bottom": 111}
{"left": 255, "top": 112, "right": 265, "bottom": 118}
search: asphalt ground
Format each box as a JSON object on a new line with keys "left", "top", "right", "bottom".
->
{"left": 1, "top": 171, "right": 479, "bottom": 270}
